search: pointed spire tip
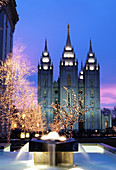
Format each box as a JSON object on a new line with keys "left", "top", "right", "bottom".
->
{"left": 66, "top": 24, "right": 71, "bottom": 48}
{"left": 44, "top": 39, "right": 48, "bottom": 54}
{"left": 67, "top": 24, "right": 70, "bottom": 32}
{"left": 89, "top": 38, "right": 92, "bottom": 52}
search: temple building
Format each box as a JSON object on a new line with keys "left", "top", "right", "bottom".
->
{"left": 38, "top": 25, "right": 112, "bottom": 132}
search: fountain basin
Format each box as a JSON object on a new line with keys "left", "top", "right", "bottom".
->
{"left": 0, "top": 143, "right": 11, "bottom": 152}
{"left": 0, "top": 143, "right": 116, "bottom": 169}
{"left": 29, "top": 138, "right": 78, "bottom": 166}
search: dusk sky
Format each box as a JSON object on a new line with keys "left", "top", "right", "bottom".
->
{"left": 14, "top": 0, "right": 116, "bottom": 109}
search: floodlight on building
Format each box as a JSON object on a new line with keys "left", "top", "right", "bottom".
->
{"left": 96, "top": 66, "right": 98, "bottom": 70}
{"left": 89, "top": 53, "right": 93, "bottom": 57}
{"left": 42, "top": 57, "right": 49, "bottom": 62}
{"left": 88, "top": 58, "right": 95, "bottom": 63}
{"left": 43, "top": 65, "right": 48, "bottom": 70}
{"left": 89, "top": 66, "right": 94, "bottom": 70}
{"left": 65, "top": 47, "right": 72, "bottom": 50}
{"left": 80, "top": 71, "right": 83, "bottom": 74}
{"left": 43, "top": 52, "right": 48, "bottom": 56}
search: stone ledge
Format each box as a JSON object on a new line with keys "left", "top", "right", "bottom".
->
{"left": 0, "top": 143, "right": 11, "bottom": 151}
{"left": 99, "top": 143, "right": 116, "bottom": 154}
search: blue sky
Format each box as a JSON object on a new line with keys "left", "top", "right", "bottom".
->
{"left": 14, "top": 0, "right": 116, "bottom": 108}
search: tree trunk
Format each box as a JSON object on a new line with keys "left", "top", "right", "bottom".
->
{"left": 70, "top": 124, "right": 73, "bottom": 138}
{"left": 64, "top": 125, "right": 67, "bottom": 138}
{"left": 7, "top": 116, "right": 11, "bottom": 143}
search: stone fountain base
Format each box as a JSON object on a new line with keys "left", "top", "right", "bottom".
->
{"left": 29, "top": 138, "right": 78, "bottom": 166}
{"left": 34, "top": 151, "right": 73, "bottom": 165}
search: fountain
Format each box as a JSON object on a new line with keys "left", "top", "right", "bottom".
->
{"left": 1, "top": 137, "right": 116, "bottom": 169}
{"left": 29, "top": 131, "right": 78, "bottom": 166}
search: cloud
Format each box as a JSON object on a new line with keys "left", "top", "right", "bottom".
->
{"left": 100, "top": 84, "right": 116, "bottom": 108}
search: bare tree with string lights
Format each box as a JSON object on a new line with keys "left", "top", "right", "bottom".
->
{"left": 50, "top": 87, "right": 92, "bottom": 138}
{"left": 0, "top": 43, "right": 39, "bottom": 142}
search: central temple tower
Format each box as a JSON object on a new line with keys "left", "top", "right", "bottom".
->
{"left": 59, "top": 25, "right": 78, "bottom": 129}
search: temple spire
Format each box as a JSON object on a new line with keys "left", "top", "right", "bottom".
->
{"left": 66, "top": 24, "right": 71, "bottom": 48}
{"left": 89, "top": 39, "right": 93, "bottom": 53}
{"left": 44, "top": 39, "right": 48, "bottom": 53}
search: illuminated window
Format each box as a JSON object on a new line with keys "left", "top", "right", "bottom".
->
{"left": 91, "top": 90, "right": 94, "bottom": 98}
{"left": 105, "top": 121, "right": 108, "bottom": 128}
{"left": 44, "top": 89, "right": 47, "bottom": 96}
{"left": 67, "top": 74, "right": 71, "bottom": 86}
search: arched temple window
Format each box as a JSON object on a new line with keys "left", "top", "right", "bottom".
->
{"left": 67, "top": 74, "right": 71, "bottom": 86}
{"left": 44, "top": 79, "right": 47, "bottom": 86}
